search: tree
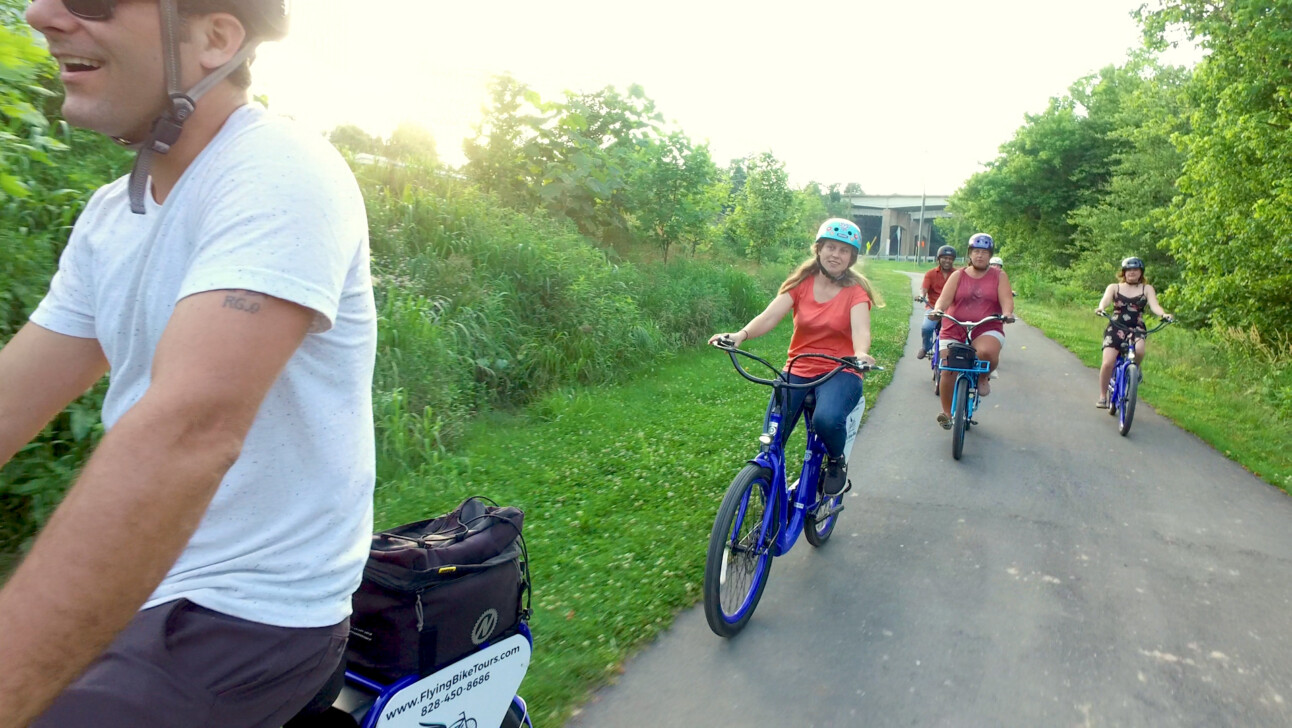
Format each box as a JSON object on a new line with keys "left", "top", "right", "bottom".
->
{"left": 628, "top": 132, "right": 724, "bottom": 262}
{"left": 726, "top": 152, "right": 799, "bottom": 262}
{"left": 327, "top": 124, "right": 382, "bottom": 155}
{"left": 1139, "top": 0, "right": 1292, "bottom": 338}
{"left": 1066, "top": 55, "right": 1190, "bottom": 291}
{"left": 951, "top": 71, "right": 1122, "bottom": 269}
{"left": 384, "top": 122, "right": 438, "bottom": 164}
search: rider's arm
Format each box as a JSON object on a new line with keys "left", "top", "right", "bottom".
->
{"left": 1144, "top": 284, "right": 1171, "bottom": 319}
{"left": 1096, "top": 284, "right": 1115, "bottom": 312}
{"left": 0, "top": 324, "right": 108, "bottom": 467}
{"left": 932, "top": 270, "right": 961, "bottom": 313}
{"left": 713, "top": 292, "right": 793, "bottom": 345}
{"left": 998, "top": 271, "right": 1015, "bottom": 318}
{"left": 850, "top": 302, "right": 874, "bottom": 364}
{"left": 0, "top": 290, "right": 313, "bottom": 726}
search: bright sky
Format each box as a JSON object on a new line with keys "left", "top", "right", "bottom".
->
{"left": 253, "top": 0, "right": 1179, "bottom": 195}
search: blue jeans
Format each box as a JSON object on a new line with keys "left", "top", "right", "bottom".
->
{"left": 920, "top": 315, "right": 939, "bottom": 352}
{"left": 765, "top": 372, "right": 864, "bottom": 459}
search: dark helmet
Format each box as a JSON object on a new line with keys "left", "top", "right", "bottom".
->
{"left": 936, "top": 245, "right": 956, "bottom": 259}
{"left": 1121, "top": 256, "right": 1144, "bottom": 270}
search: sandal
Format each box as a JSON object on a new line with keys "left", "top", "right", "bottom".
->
{"left": 937, "top": 412, "right": 952, "bottom": 430}
{"left": 1095, "top": 398, "right": 1108, "bottom": 409}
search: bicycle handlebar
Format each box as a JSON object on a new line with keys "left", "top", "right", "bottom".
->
{"left": 1096, "top": 310, "right": 1173, "bottom": 335}
{"left": 712, "top": 337, "right": 880, "bottom": 389}
{"left": 926, "top": 312, "right": 1014, "bottom": 329}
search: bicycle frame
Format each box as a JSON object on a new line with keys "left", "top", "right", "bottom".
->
{"left": 716, "top": 345, "right": 874, "bottom": 557}
{"left": 747, "top": 392, "right": 829, "bottom": 557}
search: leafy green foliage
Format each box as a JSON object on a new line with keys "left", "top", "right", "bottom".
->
{"left": 725, "top": 151, "right": 799, "bottom": 262}
{"left": 463, "top": 75, "right": 668, "bottom": 242}
{"left": 626, "top": 131, "right": 725, "bottom": 261}
{"left": 0, "top": 2, "right": 131, "bottom": 562}
{"left": 1139, "top": 0, "right": 1292, "bottom": 339}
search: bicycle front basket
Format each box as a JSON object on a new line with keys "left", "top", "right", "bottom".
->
{"left": 945, "top": 343, "right": 977, "bottom": 369}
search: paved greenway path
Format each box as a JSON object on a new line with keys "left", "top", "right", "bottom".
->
{"left": 566, "top": 274, "right": 1292, "bottom": 728}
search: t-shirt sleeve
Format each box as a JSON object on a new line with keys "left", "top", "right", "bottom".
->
{"left": 922, "top": 270, "right": 935, "bottom": 291}
{"left": 177, "top": 128, "right": 365, "bottom": 333}
{"left": 851, "top": 284, "right": 872, "bottom": 310}
{"left": 29, "top": 223, "right": 97, "bottom": 339}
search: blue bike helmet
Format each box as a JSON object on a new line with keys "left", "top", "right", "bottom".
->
{"left": 967, "top": 233, "right": 994, "bottom": 251}
{"left": 1121, "top": 256, "right": 1144, "bottom": 270}
{"left": 816, "top": 218, "right": 862, "bottom": 251}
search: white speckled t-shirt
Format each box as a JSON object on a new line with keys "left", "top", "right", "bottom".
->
{"left": 30, "top": 104, "right": 376, "bottom": 628}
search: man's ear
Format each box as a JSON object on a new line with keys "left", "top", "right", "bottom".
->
{"left": 193, "top": 12, "right": 248, "bottom": 73}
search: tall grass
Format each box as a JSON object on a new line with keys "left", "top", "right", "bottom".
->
{"left": 357, "top": 163, "right": 770, "bottom": 485}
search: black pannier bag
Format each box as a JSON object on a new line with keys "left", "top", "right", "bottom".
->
{"left": 946, "top": 342, "right": 978, "bottom": 369}
{"left": 345, "top": 496, "right": 530, "bottom": 684}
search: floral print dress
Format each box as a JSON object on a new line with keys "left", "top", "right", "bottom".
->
{"left": 1102, "top": 285, "right": 1148, "bottom": 350}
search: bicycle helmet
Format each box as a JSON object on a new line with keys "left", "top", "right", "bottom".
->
{"left": 936, "top": 245, "right": 956, "bottom": 259}
{"left": 124, "top": 0, "right": 291, "bottom": 214}
{"left": 989, "top": 256, "right": 1003, "bottom": 268}
{"left": 1121, "top": 256, "right": 1144, "bottom": 270}
{"left": 815, "top": 218, "right": 862, "bottom": 251}
{"left": 967, "top": 233, "right": 995, "bottom": 251}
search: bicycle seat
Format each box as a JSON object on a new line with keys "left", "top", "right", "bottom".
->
{"left": 283, "top": 659, "right": 354, "bottom": 728}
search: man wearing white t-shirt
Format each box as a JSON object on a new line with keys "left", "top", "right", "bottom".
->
{"left": 0, "top": 2, "right": 375, "bottom": 726}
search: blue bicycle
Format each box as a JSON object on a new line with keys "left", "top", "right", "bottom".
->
{"left": 1097, "top": 311, "right": 1172, "bottom": 437}
{"left": 915, "top": 296, "right": 942, "bottom": 394}
{"left": 703, "top": 340, "right": 878, "bottom": 637}
{"left": 931, "top": 313, "right": 1010, "bottom": 461}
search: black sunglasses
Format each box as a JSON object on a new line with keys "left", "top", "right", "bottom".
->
{"left": 62, "top": 0, "right": 117, "bottom": 21}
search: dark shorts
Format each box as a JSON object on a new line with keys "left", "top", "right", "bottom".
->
{"left": 33, "top": 598, "right": 348, "bottom": 728}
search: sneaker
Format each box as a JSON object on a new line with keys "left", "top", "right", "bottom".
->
{"left": 916, "top": 348, "right": 928, "bottom": 360}
{"left": 822, "top": 456, "right": 848, "bottom": 496}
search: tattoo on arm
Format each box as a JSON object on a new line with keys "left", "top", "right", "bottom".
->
{"left": 221, "top": 291, "right": 266, "bottom": 315}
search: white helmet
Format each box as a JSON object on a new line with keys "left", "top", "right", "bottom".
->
{"left": 989, "top": 256, "right": 1004, "bottom": 268}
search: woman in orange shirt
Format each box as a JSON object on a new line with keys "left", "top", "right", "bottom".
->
{"left": 710, "top": 218, "right": 882, "bottom": 496}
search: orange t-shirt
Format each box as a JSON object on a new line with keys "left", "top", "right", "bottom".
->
{"left": 921, "top": 267, "right": 952, "bottom": 309}
{"left": 784, "top": 275, "right": 872, "bottom": 379}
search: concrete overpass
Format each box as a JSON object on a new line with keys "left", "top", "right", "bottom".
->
{"left": 849, "top": 195, "right": 950, "bottom": 258}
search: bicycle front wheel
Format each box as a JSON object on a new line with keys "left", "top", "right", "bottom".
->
{"left": 952, "top": 377, "right": 969, "bottom": 460}
{"left": 703, "top": 464, "right": 778, "bottom": 637}
{"left": 1119, "top": 364, "right": 1140, "bottom": 436}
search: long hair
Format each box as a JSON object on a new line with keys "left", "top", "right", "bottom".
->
{"left": 778, "top": 240, "right": 885, "bottom": 306}
{"left": 1116, "top": 268, "right": 1149, "bottom": 285}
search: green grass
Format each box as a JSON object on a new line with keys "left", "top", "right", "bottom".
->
{"left": 1020, "top": 300, "right": 1291, "bottom": 495}
{"left": 373, "top": 267, "right": 912, "bottom": 725}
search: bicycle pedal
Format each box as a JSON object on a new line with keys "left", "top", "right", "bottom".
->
{"left": 969, "top": 419, "right": 979, "bottom": 426}
{"left": 816, "top": 502, "right": 846, "bottom": 519}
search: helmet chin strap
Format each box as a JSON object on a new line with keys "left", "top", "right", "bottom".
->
{"left": 126, "top": 0, "right": 259, "bottom": 214}
{"left": 818, "top": 256, "right": 848, "bottom": 282}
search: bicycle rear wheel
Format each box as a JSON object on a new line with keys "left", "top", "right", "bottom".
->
{"left": 952, "top": 377, "right": 969, "bottom": 461}
{"left": 703, "top": 465, "right": 778, "bottom": 637}
{"left": 1119, "top": 364, "right": 1140, "bottom": 436}
{"left": 804, "top": 467, "right": 841, "bottom": 547}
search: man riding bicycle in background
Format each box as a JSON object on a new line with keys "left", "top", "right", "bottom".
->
{"left": 0, "top": 2, "right": 375, "bottom": 726}
{"left": 930, "top": 233, "right": 1015, "bottom": 429}
{"left": 917, "top": 245, "right": 957, "bottom": 360}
